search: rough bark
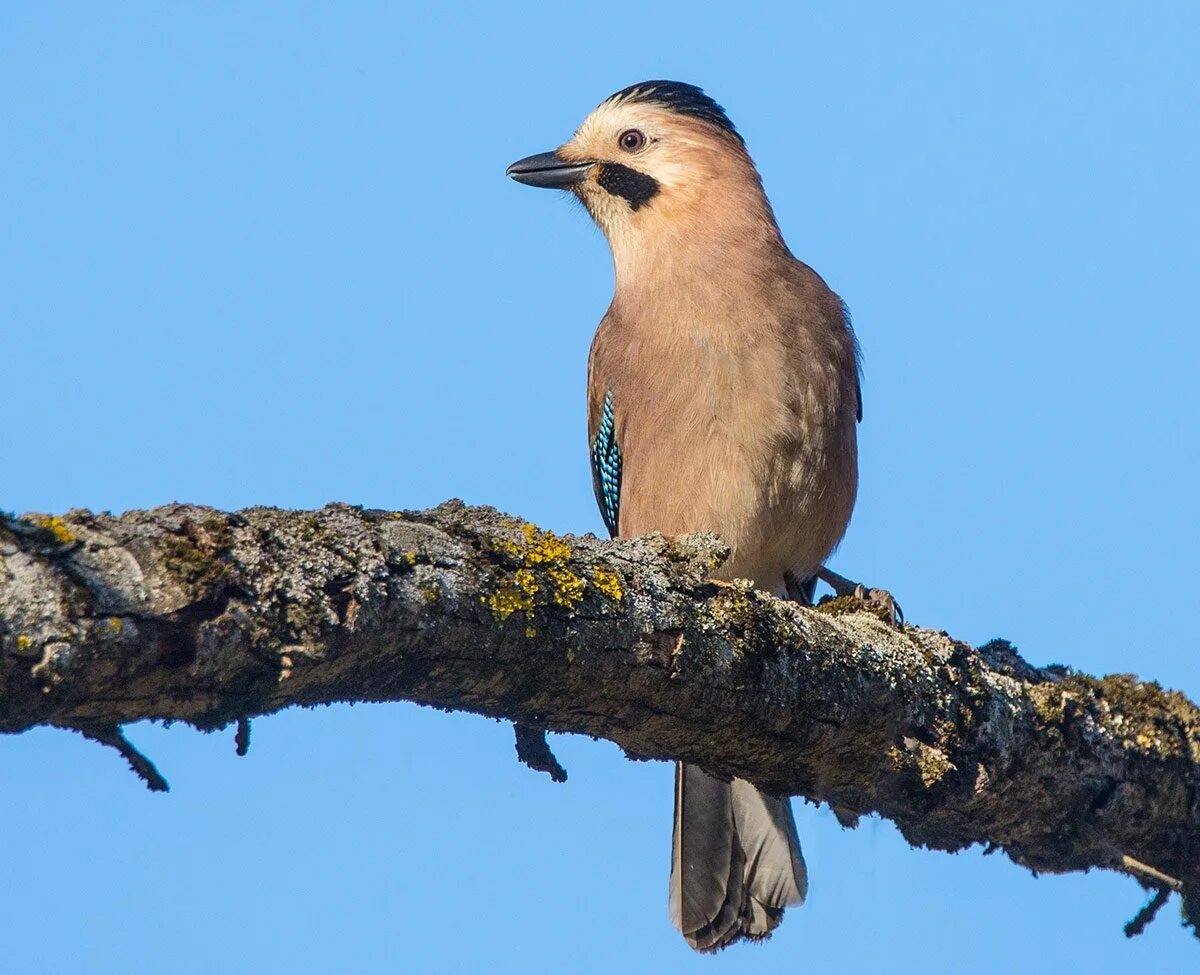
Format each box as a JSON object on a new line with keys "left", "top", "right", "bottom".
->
{"left": 2, "top": 501, "right": 1197, "bottom": 934}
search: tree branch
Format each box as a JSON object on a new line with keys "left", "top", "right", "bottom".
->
{"left": 2, "top": 500, "right": 1198, "bottom": 935}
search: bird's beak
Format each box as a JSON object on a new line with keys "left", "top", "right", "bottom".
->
{"left": 506, "top": 151, "right": 593, "bottom": 189}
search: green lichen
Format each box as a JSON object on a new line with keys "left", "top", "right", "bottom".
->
{"left": 1030, "top": 684, "right": 1067, "bottom": 724}
{"left": 159, "top": 534, "right": 229, "bottom": 590}
{"left": 664, "top": 536, "right": 728, "bottom": 576}
{"left": 887, "top": 739, "right": 955, "bottom": 788}
{"left": 701, "top": 579, "right": 808, "bottom": 660}
{"left": 704, "top": 581, "right": 762, "bottom": 655}
{"left": 285, "top": 595, "right": 331, "bottom": 640}
{"left": 1032, "top": 672, "right": 1200, "bottom": 761}
{"left": 814, "top": 592, "right": 894, "bottom": 624}
{"left": 199, "top": 516, "right": 234, "bottom": 551}
{"left": 297, "top": 514, "right": 324, "bottom": 541}
{"left": 709, "top": 582, "right": 755, "bottom": 621}
{"left": 915, "top": 745, "right": 954, "bottom": 787}
{"left": 932, "top": 717, "right": 958, "bottom": 748}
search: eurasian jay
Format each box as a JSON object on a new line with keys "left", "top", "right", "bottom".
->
{"left": 508, "top": 81, "right": 864, "bottom": 952}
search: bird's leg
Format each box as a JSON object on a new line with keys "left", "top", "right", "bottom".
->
{"left": 782, "top": 571, "right": 817, "bottom": 606}
{"left": 815, "top": 566, "right": 904, "bottom": 625}
{"left": 706, "top": 577, "right": 743, "bottom": 591}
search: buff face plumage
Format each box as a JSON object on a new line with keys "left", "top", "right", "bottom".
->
{"left": 508, "top": 81, "right": 862, "bottom": 951}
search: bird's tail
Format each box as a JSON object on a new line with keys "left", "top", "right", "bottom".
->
{"left": 669, "top": 762, "right": 807, "bottom": 952}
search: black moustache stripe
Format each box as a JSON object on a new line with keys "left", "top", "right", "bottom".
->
{"left": 596, "top": 163, "right": 660, "bottom": 211}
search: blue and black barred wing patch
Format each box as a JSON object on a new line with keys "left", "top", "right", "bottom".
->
{"left": 591, "top": 390, "right": 622, "bottom": 538}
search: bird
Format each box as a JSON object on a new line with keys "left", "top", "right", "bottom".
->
{"left": 507, "top": 81, "right": 863, "bottom": 952}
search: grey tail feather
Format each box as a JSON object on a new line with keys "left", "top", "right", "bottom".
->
{"left": 669, "top": 763, "right": 807, "bottom": 952}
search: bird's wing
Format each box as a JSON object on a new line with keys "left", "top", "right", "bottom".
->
{"left": 587, "top": 324, "right": 623, "bottom": 538}
{"left": 839, "top": 296, "right": 863, "bottom": 423}
{"left": 590, "top": 388, "right": 622, "bottom": 538}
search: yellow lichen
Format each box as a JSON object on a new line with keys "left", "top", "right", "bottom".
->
{"left": 16, "top": 634, "right": 32, "bottom": 651}
{"left": 489, "top": 535, "right": 524, "bottom": 561}
{"left": 31, "top": 515, "right": 76, "bottom": 544}
{"left": 484, "top": 523, "right": 590, "bottom": 631}
{"left": 489, "top": 523, "right": 573, "bottom": 566}
{"left": 108, "top": 617, "right": 122, "bottom": 634}
{"left": 516, "top": 567, "right": 537, "bottom": 595}
{"left": 518, "top": 523, "right": 572, "bottom": 565}
{"left": 486, "top": 568, "right": 539, "bottom": 622}
{"left": 546, "top": 564, "right": 585, "bottom": 609}
{"left": 590, "top": 566, "right": 623, "bottom": 602}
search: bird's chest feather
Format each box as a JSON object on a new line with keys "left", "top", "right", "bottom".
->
{"left": 590, "top": 319, "right": 791, "bottom": 536}
{"left": 588, "top": 303, "right": 857, "bottom": 587}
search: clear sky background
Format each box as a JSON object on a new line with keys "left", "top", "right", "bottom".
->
{"left": 2, "top": 2, "right": 1198, "bottom": 971}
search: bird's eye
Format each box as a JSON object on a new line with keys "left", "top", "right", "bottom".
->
{"left": 618, "top": 129, "right": 647, "bottom": 152}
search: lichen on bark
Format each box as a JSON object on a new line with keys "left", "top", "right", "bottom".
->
{"left": 1, "top": 500, "right": 1197, "bottom": 937}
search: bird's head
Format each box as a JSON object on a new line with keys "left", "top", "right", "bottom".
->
{"left": 507, "top": 81, "right": 778, "bottom": 264}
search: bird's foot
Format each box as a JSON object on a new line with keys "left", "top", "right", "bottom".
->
{"left": 706, "top": 577, "right": 756, "bottom": 593}
{"left": 815, "top": 567, "right": 904, "bottom": 626}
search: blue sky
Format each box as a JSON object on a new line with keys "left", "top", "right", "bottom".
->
{"left": 2, "top": 2, "right": 1198, "bottom": 971}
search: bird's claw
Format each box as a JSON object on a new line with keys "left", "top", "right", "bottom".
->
{"left": 851, "top": 584, "right": 904, "bottom": 626}
{"left": 816, "top": 568, "right": 904, "bottom": 626}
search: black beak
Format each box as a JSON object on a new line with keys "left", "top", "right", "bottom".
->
{"left": 506, "top": 151, "right": 593, "bottom": 189}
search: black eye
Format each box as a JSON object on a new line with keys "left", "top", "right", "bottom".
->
{"left": 618, "top": 129, "right": 647, "bottom": 152}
